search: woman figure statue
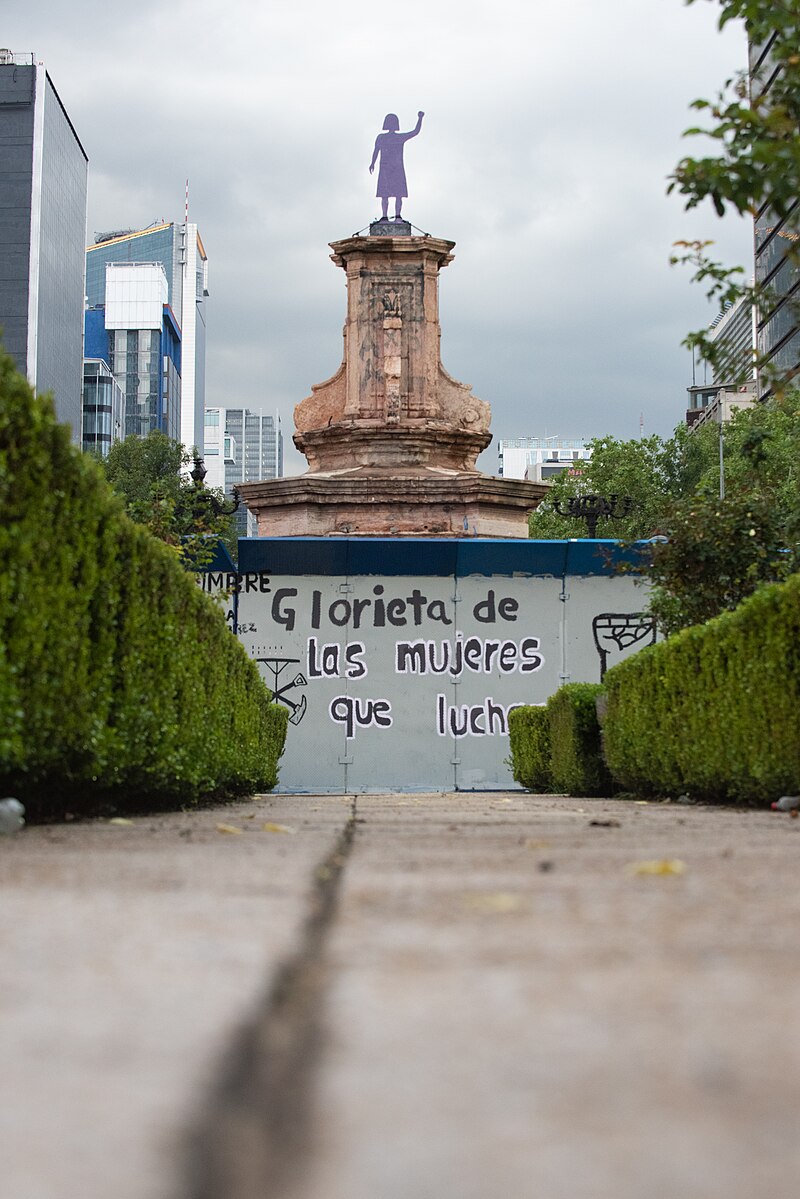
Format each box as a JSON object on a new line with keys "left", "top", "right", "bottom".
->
{"left": 369, "top": 111, "right": 424, "bottom": 221}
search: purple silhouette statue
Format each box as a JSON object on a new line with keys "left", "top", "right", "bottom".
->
{"left": 369, "top": 111, "right": 424, "bottom": 221}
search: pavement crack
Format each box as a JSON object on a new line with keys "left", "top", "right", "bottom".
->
{"left": 182, "top": 797, "right": 358, "bottom": 1199}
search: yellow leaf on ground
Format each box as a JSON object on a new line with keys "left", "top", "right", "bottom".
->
{"left": 464, "top": 892, "right": 525, "bottom": 914}
{"left": 262, "top": 822, "right": 297, "bottom": 834}
{"left": 627, "top": 859, "right": 687, "bottom": 876}
{"left": 216, "top": 823, "right": 243, "bottom": 835}
{"left": 108, "top": 817, "right": 134, "bottom": 826}
{"left": 523, "top": 838, "right": 551, "bottom": 850}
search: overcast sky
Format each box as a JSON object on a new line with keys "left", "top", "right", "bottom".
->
{"left": 8, "top": 0, "right": 750, "bottom": 474}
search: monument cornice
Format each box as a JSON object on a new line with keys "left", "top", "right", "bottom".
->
{"left": 237, "top": 472, "right": 547, "bottom": 538}
{"left": 294, "top": 422, "right": 492, "bottom": 474}
{"left": 329, "top": 234, "right": 456, "bottom": 269}
{"left": 239, "top": 474, "right": 547, "bottom": 505}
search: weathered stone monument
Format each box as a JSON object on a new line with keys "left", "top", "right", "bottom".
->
{"left": 238, "top": 117, "right": 546, "bottom": 537}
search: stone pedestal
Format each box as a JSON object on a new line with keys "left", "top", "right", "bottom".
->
{"left": 238, "top": 231, "right": 547, "bottom": 537}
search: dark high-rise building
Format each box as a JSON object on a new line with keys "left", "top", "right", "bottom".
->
{"left": 707, "top": 294, "right": 757, "bottom": 388}
{"left": 751, "top": 36, "right": 800, "bottom": 397}
{"left": 0, "top": 51, "right": 88, "bottom": 441}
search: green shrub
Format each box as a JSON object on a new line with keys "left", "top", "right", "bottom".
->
{"left": 603, "top": 572, "right": 800, "bottom": 802}
{"left": 0, "top": 349, "right": 286, "bottom": 819}
{"left": 508, "top": 705, "right": 551, "bottom": 791}
{"left": 509, "top": 685, "right": 613, "bottom": 797}
{"left": 547, "top": 683, "right": 613, "bottom": 797}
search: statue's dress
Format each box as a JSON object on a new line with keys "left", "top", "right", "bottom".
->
{"left": 374, "top": 132, "right": 409, "bottom": 199}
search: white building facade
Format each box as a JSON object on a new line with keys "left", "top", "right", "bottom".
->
{"left": 179, "top": 222, "right": 208, "bottom": 454}
{"left": 498, "top": 437, "right": 592, "bottom": 484}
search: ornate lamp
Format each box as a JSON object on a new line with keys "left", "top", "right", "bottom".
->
{"left": 190, "top": 452, "right": 240, "bottom": 516}
{"left": 552, "top": 493, "right": 634, "bottom": 538}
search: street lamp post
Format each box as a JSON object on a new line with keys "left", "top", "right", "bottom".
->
{"left": 190, "top": 452, "right": 241, "bottom": 517}
{"left": 551, "top": 493, "right": 634, "bottom": 538}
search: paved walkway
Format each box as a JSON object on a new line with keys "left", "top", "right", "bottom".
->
{"left": 3, "top": 793, "right": 800, "bottom": 1199}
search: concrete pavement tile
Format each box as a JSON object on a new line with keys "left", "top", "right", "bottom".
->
{"left": 0, "top": 796, "right": 351, "bottom": 1199}
{"left": 295, "top": 794, "right": 800, "bottom": 1199}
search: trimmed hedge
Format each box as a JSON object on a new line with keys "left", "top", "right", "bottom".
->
{"left": 509, "top": 683, "right": 612, "bottom": 797}
{"left": 548, "top": 683, "right": 612, "bottom": 797}
{"left": 603, "top": 572, "right": 800, "bottom": 802}
{"left": 508, "top": 705, "right": 550, "bottom": 791}
{"left": 0, "top": 349, "right": 287, "bottom": 819}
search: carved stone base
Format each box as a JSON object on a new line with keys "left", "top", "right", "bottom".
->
{"left": 369, "top": 218, "right": 412, "bottom": 236}
{"left": 244, "top": 229, "right": 549, "bottom": 540}
{"left": 237, "top": 470, "right": 547, "bottom": 539}
{"left": 295, "top": 422, "right": 492, "bottom": 474}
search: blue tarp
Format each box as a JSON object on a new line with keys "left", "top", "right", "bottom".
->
{"left": 236, "top": 537, "right": 651, "bottom": 578}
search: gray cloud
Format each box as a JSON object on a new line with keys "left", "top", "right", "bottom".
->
{"left": 6, "top": 0, "right": 751, "bottom": 475}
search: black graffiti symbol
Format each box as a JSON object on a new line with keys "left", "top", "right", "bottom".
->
{"left": 592, "top": 613, "right": 656, "bottom": 680}
{"left": 256, "top": 656, "right": 308, "bottom": 726}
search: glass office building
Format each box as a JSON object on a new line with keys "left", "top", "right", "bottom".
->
{"left": 82, "top": 359, "right": 124, "bottom": 455}
{"left": 108, "top": 324, "right": 182, "bottom": 441}
{"left": 84, "top": 263, "right": 182, "bottom": 443}
{"left": 0, "top": 53, "right": 88, "bottom": 441}
{"left": 85, "top": 225, "right": 179, "bottom": 309}
{"left": 751, "top": 36, "right": 800, "bottom": 397}
{"left": 707, "top": 294, "right": 757, "bottom": 387}
{"left": 86, "top": 221, "right": 208, "bottom": 452}
{"left": 204, "top": 407, "right": 283, "bottom": 536}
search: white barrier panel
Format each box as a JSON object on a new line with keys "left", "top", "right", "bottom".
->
{"left": 202, "top": 539, "right": 656, "bottom": 793}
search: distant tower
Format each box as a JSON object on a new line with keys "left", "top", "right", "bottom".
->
{"left": 84, "top": 262, "right": 182, "bottom": 442}
{"left": 204, "top": 406, "right": 283, "bottom": 536}
{"left": 179, "top": 219, "right": 209, "bottom": 454}
{"left": 0, "top": 52, "right": 88, "bottom": 441}
{"left": 85, "top": 219, "right": 208, "bottom": 451}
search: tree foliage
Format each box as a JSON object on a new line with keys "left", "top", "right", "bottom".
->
{"left": 528, "top": 422, "right": 732, "bottom": 540}
{"left": 698, "top": 387, "right": 800, "bottom": 516}
{"left": 647, "top": 490, "right": 795, "bottom": 634}
{"left": 669, "top": 0, "right": 800, "bottom": 389}
{"left": 101, "top": 431, "right": 238, "bottom": 564}
{"left": 534, "top": 2, "right": 800, "bottom": 629}
{"left": 647, "top": 390, "right": 800, "bottom": 632}
{"left": 529, "top": 391, "right": 800, "bottom": 633}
